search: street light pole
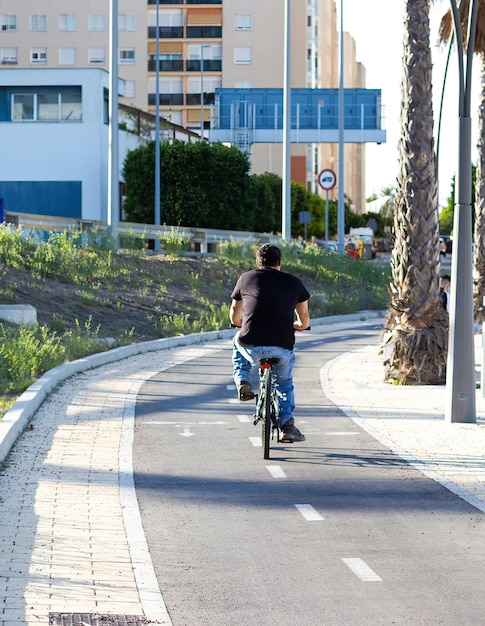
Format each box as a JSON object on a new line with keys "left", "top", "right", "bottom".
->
{"left": 445, "top": 0, "right": 478, "bottom": 423}
{"left": 154, "top": 0, "right": 161, "bottom": 251}
{"left": 282, "top": 0, "right": 291, "bottom": 240}
{"left": 200, "top": 44, "right": 210, "bottom": 139}
{"left": 337, "top": 0, "right": 345, "bottom": 253}
{"left": 107, "top": 0, "right": 119, "bottom": 240}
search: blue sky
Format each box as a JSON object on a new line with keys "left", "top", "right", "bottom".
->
{"left": 343, "top": 0, "right": 479, "bottom": 206}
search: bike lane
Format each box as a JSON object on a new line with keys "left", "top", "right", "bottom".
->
{"left": 133, "top": 321, "right": 485, "bottom": 626}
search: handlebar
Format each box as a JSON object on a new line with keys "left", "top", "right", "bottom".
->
{"left": 230, "top": 323, "right": 311, "bottom": 330}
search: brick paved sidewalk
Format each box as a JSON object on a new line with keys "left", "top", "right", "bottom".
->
{"left": 0, "top": 343, "right": 225, "bottom": 626}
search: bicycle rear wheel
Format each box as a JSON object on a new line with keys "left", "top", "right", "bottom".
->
{"left": 261, "top": 368, "right": 272, "bottom": 459}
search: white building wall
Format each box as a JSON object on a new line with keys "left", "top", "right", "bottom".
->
{"left": 0, "top": 68, "right": 141, "bottom": 222}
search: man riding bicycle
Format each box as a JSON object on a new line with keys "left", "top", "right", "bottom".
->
{"left": 229, "top": 243, "right": 310, "bottom": 443}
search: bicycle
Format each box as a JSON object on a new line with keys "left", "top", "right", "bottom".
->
{"left": 253, "top": 357, "right": 281, "bottom": 460}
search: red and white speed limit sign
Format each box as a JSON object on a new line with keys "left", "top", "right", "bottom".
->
{"left": 318, "top": 169, "right": 337, "bottom": 191}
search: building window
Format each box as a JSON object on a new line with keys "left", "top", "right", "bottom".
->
{"left": 30, "top": 14, "right": 47, "bottom": 31}
{"left": 234, "top": 47, "right": 251, "bottom": 64}
{"left": 1, "top": 47, "right": 18, "bottom": 64}
{"left": 30, "top": 48, "right": 47, "bottom": 64}
{"left": 148, "top": 9, "right": 183, "bottom": 27}
{"left": 119, "top": 49, "right": 135, "bottom": 64}
{"left": 13, "top": 94, "right": 34, "bottom": 120}
{"left": 235, "top": 13, "right": 252, "bottom": 30}
{"left": 88, "top": 14, "right": 106, "bottom": 31}
{"left": 88, "top": 48, "right": 105, "bottom": 64}
{"left": 59, "top": 48, "right": 76, "bottom": 65}
{"left": 12, "top": 91, "right": 82, "bottom": 122}
{"left": 1, "top": 14, "right": 17, "bottom": 31}
{"left": 59, "top": 14, "right": 77, "bottom": 31}
{"left": 124, "top": 81, "right": 136, "bottom": 98}
{"left": 119, "top": 13, "right": 135, "bottom": 31}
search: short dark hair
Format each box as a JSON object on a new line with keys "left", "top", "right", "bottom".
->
{"left": 256, "top": 244, "right": 282, "bottom": 268}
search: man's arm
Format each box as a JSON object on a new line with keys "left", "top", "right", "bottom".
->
{"left": 230, "top": 299, "right": 244, "bottom": 327}
{"left": 294, "top": 300, "right": 310, "bottom": 331}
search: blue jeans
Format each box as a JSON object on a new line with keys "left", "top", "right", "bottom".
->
{"left": 232, "top": 333, "right": 296, "bottom": 427}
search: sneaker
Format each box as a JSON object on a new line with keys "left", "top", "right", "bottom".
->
{"left": 236, "top": 380, "right": 255, "bottom": 401}
{"left": 280, "top": 422, "right": 305, "bottom": 443}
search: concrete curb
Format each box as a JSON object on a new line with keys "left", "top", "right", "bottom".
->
{"left": 0, "top": 310, "right": 385, "bottom": 464}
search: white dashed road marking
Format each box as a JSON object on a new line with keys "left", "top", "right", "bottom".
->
{"left": 249, "top": 437, "right": 262, "bottom": 447}
{"left": 237, "top": 414, "right": 251, "bottom": 423}
{"left": 266, "top": 465, "right": 287, "bottom": 479}
{"left": 294, "top": 504, "right": 324, "bottom": 521}
{"left": 342, "top": 558, "right": 383, "bottom": 582}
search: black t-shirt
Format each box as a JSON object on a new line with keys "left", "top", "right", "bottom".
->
{"left": 231, "top": 268, "right": 310, "bottom": 350}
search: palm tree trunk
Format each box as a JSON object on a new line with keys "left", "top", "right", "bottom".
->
{"left": 384, "top": 0, "right": 448, "bottom": 384}
{"left": 473, "top": 51, "right": 485, "bottom": 324}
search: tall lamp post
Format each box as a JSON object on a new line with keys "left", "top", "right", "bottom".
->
{"left": 200, "top": 44, "right": 210, "bottom": 139}
{"left": 154, "top": 0, "right": 161, "bottom": 252}
{"left": 282, "top": 0, "right": 291, "bottom": 240}
{"left": 445, "top": 0, "right": 479, "bottom": 423}
{"left": 337, "top": 0, "right": 345, "bottom": 253}
{"left": 108, "top": 0, "right": 119, "bottom": 239}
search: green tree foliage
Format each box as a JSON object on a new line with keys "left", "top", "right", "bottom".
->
{"left": 251, "top": 172, "right": 282, "bottom": 233}
{"left": 122, "top": 140, "right": 256, "bottom": 230}
{"left": 122, "top": 140, "right": 390, "bottom": 237}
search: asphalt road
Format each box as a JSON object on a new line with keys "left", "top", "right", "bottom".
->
{"left": 133, "top": 321, "right": 485, "bottom": 626}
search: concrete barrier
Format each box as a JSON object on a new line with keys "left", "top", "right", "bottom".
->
{"left": 0, "top": 304, "right": 37, "bottom": 325}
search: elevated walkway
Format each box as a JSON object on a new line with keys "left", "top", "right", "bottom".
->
{"left": 209, "top": 88, "right": 387, "bottom": 148}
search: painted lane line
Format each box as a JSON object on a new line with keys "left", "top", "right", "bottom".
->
{"left": 237, "top": 414, "right": 251, "bottom": 423}
{"left": 249, "top": 436, "right": 262, "bottom": 447}
{"left": 342, "top": 558, "right": 383, "bottom": 582}
{"left": 122, "top": 376, "right": 173, "bottom": 623}
{"left": 294, "top": 504, "right": 324, "bottom": 521}
{"left": 266, "top": 465, "right": 287, "bottom": 479}
{"left": 311, "top": 340, "right": 325, "bottom": 345}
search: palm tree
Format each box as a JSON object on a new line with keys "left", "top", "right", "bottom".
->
{"left": 384, "top": 0, "right": 448, "bottom": 385}
{"left": 440, "top": 1, "right": 485, "bottom": 324}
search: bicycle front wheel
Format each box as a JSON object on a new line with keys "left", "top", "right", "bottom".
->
{"left": 261, "top": 368, "right": 272, "bottom": 459}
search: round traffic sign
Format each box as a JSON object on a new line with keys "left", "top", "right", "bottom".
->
{"left": 318, "top": 169, "right": 337, "bottom": 191}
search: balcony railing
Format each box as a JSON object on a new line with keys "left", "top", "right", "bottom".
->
{"left": 148, "top": 93, "right": 184, "bottom": 106}
{"left": 186, "top": 26, "right": 221, "bottom": 38}
{"left": 185, "top": 59, "right": 222, "bottom": 72}
{"left": 148, "top": 26, "right": 184, "bottom": 38}
{"left": 148, "top": 59, "right": 221, "bottom": 72}
{"left": 148, "top": 59, "right": 184, "bottom": 72}
{"left": 185, "top": 92, "right": 215, "bottom": 105}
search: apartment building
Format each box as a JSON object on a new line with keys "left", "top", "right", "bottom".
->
{"left": 0, "top": 0, "right": 367, "bottom": 213}
{"left": 146, "top": 0, "right": 365, "bottom": 208}
{"left": 0, "top": 1, "right": 147, "bottom": 110}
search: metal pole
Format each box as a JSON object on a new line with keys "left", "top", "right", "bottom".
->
{"left": 337, "top": 0, "right": 345, "bottom": 253}
{"left": 200, "top": 44, "right": 210, "bottom": 140}
{"left": 325, "top": 190, "right": 329, "bottom": 245}
{"left": 445, "top": 0, "right": 478, "bottom": 423}
{"left": 154, "top": 0, "right": 161, "bottom": 251}
{"left": 200, "top": 47, "right": 204, "bottom": 138}
{"left": 107, "top": 0, "right": 119, "bottom": 239}
{"left": 282, "top": 0, "right": 291, "bottom": 240}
